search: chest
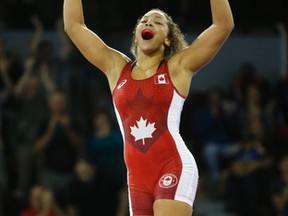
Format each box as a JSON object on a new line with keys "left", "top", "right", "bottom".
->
{"left": 113, "top": 72, "right": 174, "bottom": 112}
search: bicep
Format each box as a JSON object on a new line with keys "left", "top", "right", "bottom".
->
{"left": 66, "top": 24, "right": 128, "bottom": 75}
{"left": 179, "top": 25, "right": 232, "bottom": 73}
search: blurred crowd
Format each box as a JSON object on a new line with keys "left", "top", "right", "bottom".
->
{"left": 0, "top": 16, "right": 128, "bottom": 216}
{"left": 0, "top": 1, "right": 288, "bottom": 216}
{"left": 181, "top": 63, "right": 288, "bottom": 215}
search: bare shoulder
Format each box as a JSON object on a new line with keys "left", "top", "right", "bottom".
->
{"left": 167, "top": 53, "right": 194, "bottom": 97}
{"left": 167, "top": 50, "right": 193, "bottom": 77}
{"left": 106, "top": 53, "right": 131, "bottom": 91}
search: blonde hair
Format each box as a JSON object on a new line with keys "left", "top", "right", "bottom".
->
{"left": 130, "top": 9, "right": 188, "bottom": 61}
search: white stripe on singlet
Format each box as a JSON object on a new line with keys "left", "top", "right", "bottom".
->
{"left": 167, "top": 90, "right": 199, "bottom": 206}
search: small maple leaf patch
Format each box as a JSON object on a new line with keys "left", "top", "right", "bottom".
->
{"left": 130, "top": 117, "right": 156, "bottom": 145}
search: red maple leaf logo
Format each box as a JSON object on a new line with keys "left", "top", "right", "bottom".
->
{"left": 123, "top": 89, "right": 168, "bottom": 153}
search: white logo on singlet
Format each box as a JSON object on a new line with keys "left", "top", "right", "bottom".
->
{"left": 159, "top": 174, "right": 178, "bottom": 188}
{"left": 130, "top": 117, "right": 156, "bottom": 145}
{"left": 117, "top": 79, "right": 127, "bottom": 89}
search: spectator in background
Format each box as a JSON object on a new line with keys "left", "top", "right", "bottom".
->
{"left": 11, "top": 73, "right": 49, "bottom": 196}
{"left": 55, "top": 18, "right": 74, "bottom": 64}
{"left": 192, "top": 87, "right": 240, "bottom": 181}
{"left": 235, "top": 84, "right": 283, "bottom": 172}
{"left": 237, "top": 81, "right": 286, "bottom": 163}
{"left": 66, "top": 159, "right": 128, "bottom": 216}
{"left": 26, "top": 16, "right": 65, "bottom": 94}
{"left": 86, "top": 108, "right": 126, "bottom": 182}
{"left": 85, "top": 107, "right": 127, "bottom": 216}
{"left": 0, "top": 38, "right": 24, "bottom": 97}
{"left": 1, "top": 16, "right": 56, "bottom": 99}
{"left": 34, "top": 91, "right": 83, "bottom": 204}
{"left": 0, "top": 18, "right": 43, "bottom": 195}
{"left": 262, "top": 94, "right": 288, "bottom": 159}
{"left": 225, "top": 134, "right": 273, "bottom": 216}
{"left": 237, "top": 85, "right": 265, "bottom": 142}
{"left": 20, "top": 185, "right": 65, "bottom": 216}
{"left": 0, "top": 17, "right": 57, "bottom": 196}
{"left": 231, "top": 62, "right": 271, "bottom": 106}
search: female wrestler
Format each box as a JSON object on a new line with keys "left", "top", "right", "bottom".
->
{"left": 63, "top": 0, "right": 234, "bottom": 215}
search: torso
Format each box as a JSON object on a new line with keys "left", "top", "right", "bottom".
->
{"left": 112, "top": 60, "right": 192, "bottom": 192}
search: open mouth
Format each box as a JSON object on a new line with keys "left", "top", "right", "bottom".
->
{"left": 141, "top": 29, "right": 154, "bottom": 40}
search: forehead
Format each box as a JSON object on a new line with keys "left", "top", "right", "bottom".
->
{"left": 142, "top": 11, "right": 167, "bottom": 21}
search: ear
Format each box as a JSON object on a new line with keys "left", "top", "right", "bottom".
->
{"left": 164, "top": 38, "right": 171, "bottom": 47}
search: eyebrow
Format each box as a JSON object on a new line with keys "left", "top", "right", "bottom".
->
{"left": 142, "top": 15, "right": 164, "bottom": 20}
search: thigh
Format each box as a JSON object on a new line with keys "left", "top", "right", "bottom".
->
{"left": 129, "top": 188, "right": 154, "bottom": 216}
{"left": 154, "top": 159, "right": 199, "bottom": 207}
{"left": 153, "top": 199, "right": 193, "bottom": 216}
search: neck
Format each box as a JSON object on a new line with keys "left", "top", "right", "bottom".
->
{"left": 136, "top": 48, "right": 164, "bottom": 67}
{"left": 136, "top": 55, "right": 163, "bottom": 71}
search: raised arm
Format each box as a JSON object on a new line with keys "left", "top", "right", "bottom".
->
{"left": 63, "top": 0, "right": 129, "bottom": 87}
{"left": 172, "top": 0, "right": 234, "bottom": 74}
{"left": 28, "top": 16, "right": 43, "bottom": 57}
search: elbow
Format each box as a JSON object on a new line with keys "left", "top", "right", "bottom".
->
{"left": 222, "top": 19, "right": 235, "bottom": 33}
{"left": 226, "top": 17, "right": 235, "bottom": 32}
{"left": 221, "top": 22, "right": 235, "bottom": 36}
{"left": 63, "top": 23, "right": 74, "bottom": 35}
{"left": 214, "top": 18, "right": 235, "bottom": 34}
{"left": 64, "top": 22, "right": 83, "bottom": 36}
{"left": 64, "top": 24, "right": 78, "bottom": 39}
{"left": 228, "top": 21, "right": 235, "bottom": 32}
{"left": 63, "top": 25, "right": 69, "bottom": 33}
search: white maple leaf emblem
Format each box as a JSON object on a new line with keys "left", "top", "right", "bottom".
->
{"left": 130, "top": 117, "right": 156, "bottom": 145}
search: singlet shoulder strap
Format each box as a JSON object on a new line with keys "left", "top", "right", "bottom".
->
{"left": 157, "top": 59, "right": 165, "bottom": 70}
{"left": 156, "top": 60, "right": 168, "bottom": 75}
{"left": 120, "top": 61, "right": 134, "bottom": 78}
{"left": 131, "top": 60, "right": 137, "bottom": 71}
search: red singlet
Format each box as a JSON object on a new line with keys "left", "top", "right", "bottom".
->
{"left": 113, "top": 61, "right": 199, "bottom": 215}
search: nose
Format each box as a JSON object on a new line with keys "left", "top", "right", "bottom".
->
{"left": 145, "top": 20, "right": 153, "bottom": 26}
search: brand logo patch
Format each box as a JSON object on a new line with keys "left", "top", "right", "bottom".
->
{"left": 159, "top": 174, "right": 178, "bottom": 188}
{"left": 117, "top": 79, "right": 127, "bottom": 89}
